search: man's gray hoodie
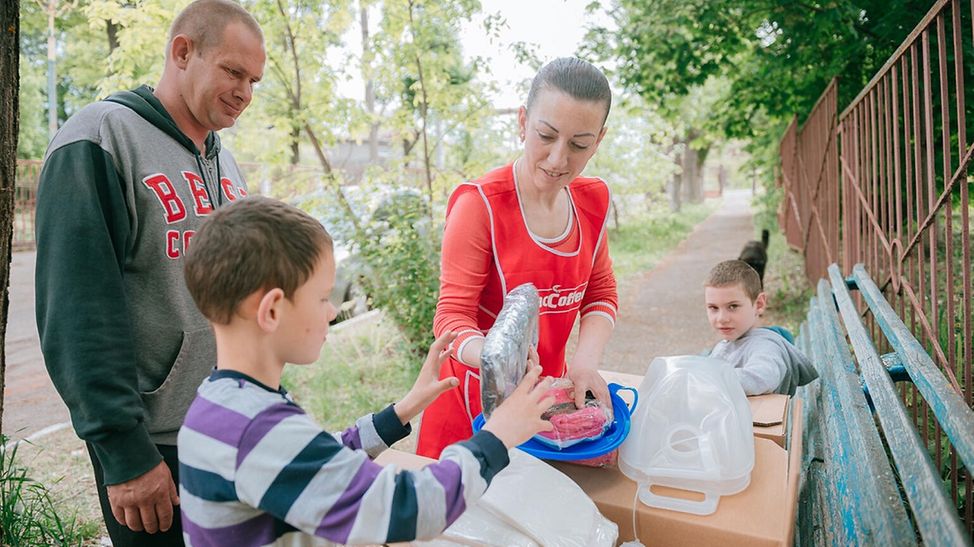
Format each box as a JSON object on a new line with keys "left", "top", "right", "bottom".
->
{"left": 35, "top": 85, "right": 248, "bottom": 485}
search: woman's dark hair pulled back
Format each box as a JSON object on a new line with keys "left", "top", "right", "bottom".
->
{"left": 526, "top": 57, "right": 611, "bottom": 125}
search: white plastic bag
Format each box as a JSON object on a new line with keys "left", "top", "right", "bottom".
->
{"left": 412, "top": 450, "right": 618, "bottom": 547}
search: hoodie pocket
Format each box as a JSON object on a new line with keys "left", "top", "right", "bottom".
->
{"left": 141, "top": 326, "right": 216, "bottom": 434}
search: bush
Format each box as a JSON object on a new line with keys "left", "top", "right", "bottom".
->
{"left": 352, "top": 195, "right": 441, "bottom": 357}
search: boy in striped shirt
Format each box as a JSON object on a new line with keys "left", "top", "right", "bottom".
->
{"left": 178, "top": 196, "right": 555, "bottom": 546}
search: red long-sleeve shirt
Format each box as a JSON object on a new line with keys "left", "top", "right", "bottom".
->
{"left": 434, "top": 175, "right": 618, "bottom": 367}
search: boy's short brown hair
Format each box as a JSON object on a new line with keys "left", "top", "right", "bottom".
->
{"left": 184, "top": 196, "right": 333, "bottom": 324}
{"left": 706, "top": 259, "right": 763, "bottom": 301}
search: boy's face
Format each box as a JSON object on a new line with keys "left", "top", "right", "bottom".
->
{"left": 276, "top": 251, "right": 338, "bottom": 365}
{"left": 705, "top": 283, "right": 766, "bottom": 342}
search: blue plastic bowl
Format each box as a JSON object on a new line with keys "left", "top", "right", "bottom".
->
{"left": 472, "top": 382, "right": 639, "bottom": 461}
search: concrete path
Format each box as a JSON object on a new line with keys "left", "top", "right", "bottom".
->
{"left": 3, "top": 251, "right": 70, "bottom": 439}
{"left": 601, "top": 189, "right": 757, "bottom": 375}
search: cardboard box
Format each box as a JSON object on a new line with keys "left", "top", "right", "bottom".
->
{"left": 553, "top": 398, "right": 803, "bottom": 546}
{"left": 600, "top": 369, "right": 791, "bottom": 448}
{"left": 378, "top": 380, "right": 802, "bottom": 547}
{"left": 749, "top": 393, "right": 790, "bottom": 448}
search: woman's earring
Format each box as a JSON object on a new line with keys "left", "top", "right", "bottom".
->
{"left": 519, "top": 132, "right": 525, "bottom": 142}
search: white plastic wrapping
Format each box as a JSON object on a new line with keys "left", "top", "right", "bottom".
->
{"left": 619, "top": 355, "right": 754, "bottom": 516}
{"left": 411, "top": 450, "right": 618, "bottom": 547}
{"left": 480, "top": 283, "right": 539, "bottom": 418}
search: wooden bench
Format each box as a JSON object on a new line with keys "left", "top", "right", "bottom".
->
{"left": 796, "top": 263, "right": 974, "bottom": 546}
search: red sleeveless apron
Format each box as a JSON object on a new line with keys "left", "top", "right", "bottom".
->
{"left": 416, "top": 164, "right": 610, "bottom": 458}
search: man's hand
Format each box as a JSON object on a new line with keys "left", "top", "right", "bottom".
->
{"left": 106, "top": 460, "right": 180, "bottom": 533}
{"left": 395, "top": 332, "right": 459, "bottom": 424}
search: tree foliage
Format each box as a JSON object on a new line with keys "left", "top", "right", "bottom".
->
{"left": 594, "top": 0, "right": 932, "bottom": 139}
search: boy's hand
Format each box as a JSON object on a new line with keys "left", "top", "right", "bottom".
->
{"left": 483, "top": 365, "right": 556, "bottom": 449}
{"left": 394, "top": 332, "right": 459, "bottom": 425}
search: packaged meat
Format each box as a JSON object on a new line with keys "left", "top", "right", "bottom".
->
{"left": 534, "top": 378, "right": 612, "bottom": 449}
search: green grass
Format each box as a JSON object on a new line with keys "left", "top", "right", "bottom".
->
{"left": 761, "top": 229, "right": 814, "bottom": 336}
{"left": 281, "top": 314, "right": 421, "bottom": 433}
{"left": 1, "top": 437, "right": 101, "bottom": 546}
{"left": 609, "top": 200, "right": 718, "bottom": 279}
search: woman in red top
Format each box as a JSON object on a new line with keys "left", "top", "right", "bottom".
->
{"left": 417, "top": 57, "right": 619, "bottom": 458}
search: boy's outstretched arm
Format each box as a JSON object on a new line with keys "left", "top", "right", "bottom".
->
{"left": 225, "top": 364, "right": 554, "bottom": 544}
{"left": 736, "top": 343, "right": 789, "bottom": 395}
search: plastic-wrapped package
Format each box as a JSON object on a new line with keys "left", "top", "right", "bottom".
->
{"left": 480, "top": 283, "right": 539, "bottom": 418}
{"left": 411, "top": 450, "right": 618, "bottom": 547}
{"left": 534, "top": 378, "right": 612, "bottom": 449}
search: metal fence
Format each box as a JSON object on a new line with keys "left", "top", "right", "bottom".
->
{"left": 780, "top": 0, "right": 973, "bottom": 532}
{"left": 14, "top": 159, "right": 41, "bottom": 251}
{"left": 778, "top": 79, "right": 841, "bottom": 283}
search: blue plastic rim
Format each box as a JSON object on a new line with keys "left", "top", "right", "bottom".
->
{"left": 472, "top": 382, "right": 639, "bottom": 461}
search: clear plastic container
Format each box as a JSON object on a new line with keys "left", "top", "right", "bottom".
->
{"left": 619, "top": 355, "right": 754, "bottom": 516}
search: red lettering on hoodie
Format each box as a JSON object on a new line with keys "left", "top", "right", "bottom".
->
{"left": 143, "top": 173, "right": 187, "bottom": 224}
{"left": 182, "top": 171, "right": 214, "bottom": 215}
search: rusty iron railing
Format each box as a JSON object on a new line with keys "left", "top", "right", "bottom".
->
{"left": 780, "top": 0, "right": 973, "bottom": 532}
{"left": 778, "top": 79, "right": 841, "bottom": 284}
{"left": 14, "top": 159, "right": 41, "bottom": 251}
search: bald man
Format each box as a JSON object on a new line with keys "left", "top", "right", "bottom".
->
{"left": 35, "top": 1, "right": 265, "bottom": 544}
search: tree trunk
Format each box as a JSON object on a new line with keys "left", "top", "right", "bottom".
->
{"left": 289, "top": 124, "right": 300, "bottom": 165}
{"left": 691, "top": 146, "right": 710, "bottom": 203}
{"left": 106, "top": 18, "right": 119, "bottom": 52}
{"left": 46, "top": 0, "right": 58, "bottom": 140}
{"left": 681, "top": 146, "right": 696, "bottom": 204}
{"left": 361, "top": 2, "right": 379, "bottom": 163}
{"left": 407, "top": 0, "right": 434, "bottom": 223}
{"left": 669, "top": 149, "right": 683, "bottom": 212}
{"left": 1, "top": 0, "right": 21, "bottom": 432}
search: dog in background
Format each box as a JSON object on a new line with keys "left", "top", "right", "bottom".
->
{"left": 739, "top": 229, "right": 770, "bottom": 286}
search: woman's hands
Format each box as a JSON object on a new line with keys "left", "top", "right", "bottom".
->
{"left": 394, "top": 332, "right": 459, "bottom": 425}
{"left": 567, "top": 364, "right": 611, "bottom": 409}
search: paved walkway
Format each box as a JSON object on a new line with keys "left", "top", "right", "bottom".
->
{"left": 3, "top": 251, "right": 70, "bottom": 439}
{"left": 602, "top": 189, "right": 756, "bottom": 375}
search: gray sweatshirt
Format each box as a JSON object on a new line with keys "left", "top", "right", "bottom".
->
{"left": 709, "top": 327, "right": 818, "bottom": 396}
{"left": 35, "top": 85, "right": 248, "bottom": 484}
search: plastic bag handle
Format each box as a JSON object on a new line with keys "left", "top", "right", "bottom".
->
{"left": 609, "top": 383, "right": 639, "bottom": 416}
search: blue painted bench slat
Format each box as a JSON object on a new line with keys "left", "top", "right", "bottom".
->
{"left": 795, "top": 263, "right": 974, "bottom": 546}
{"left": 828, "top": 265, "right": 970, "bottom": 546}
{"left": 849, "top": 264, "right": 974, "bottom": 473}
{"left": 805, "top": 280, "right": 912, "bottom": 545}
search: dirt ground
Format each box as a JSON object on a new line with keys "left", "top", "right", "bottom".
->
{"left": 601, "top": 189, "right": 757, "bottom": 375}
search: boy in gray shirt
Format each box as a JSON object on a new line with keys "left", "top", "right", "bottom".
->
{"left": 704, "top": 260, "right": 818, "bottom": 396}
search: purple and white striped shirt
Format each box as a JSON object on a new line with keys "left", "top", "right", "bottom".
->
{"left": 177, "top": 369, "right": 509, "bottom": 546}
